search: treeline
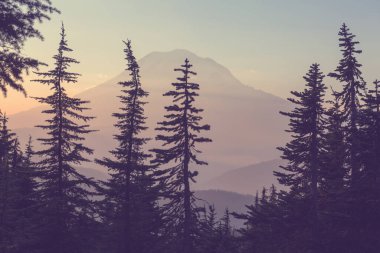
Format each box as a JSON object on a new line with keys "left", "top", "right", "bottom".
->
{"left": 1, "top": 2, "right": 380, "bottom": 253}
{"left": 1, "top": 19, "right": 231, "bottom": 253}
{"left": 235, "top": 23, "right": 380, "bottom": 253}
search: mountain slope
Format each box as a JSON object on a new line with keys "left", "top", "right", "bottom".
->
{"left": 9, "top": 49, "right": 290, "bottom": 182}
{"left": 197, "top": 159, "right": 284, "bottom": 195}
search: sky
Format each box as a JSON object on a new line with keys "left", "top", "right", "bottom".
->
{"left": 2, "top": 0, "right": 380, "bottom": 114}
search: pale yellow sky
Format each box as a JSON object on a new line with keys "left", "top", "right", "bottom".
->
{"left": 2, "top": 0, "right": 380, "bottom": 115}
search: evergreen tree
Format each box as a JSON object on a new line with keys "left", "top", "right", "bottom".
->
{"left": 152, "top": 58, "right": 211, "bottom": 253}
{"left": 0, "top": 112, "right": 18, "bottom": 252}
{"left": 328, "top": 23, "right": 366, "bottom": 186}
{"left": 12, "top": 137, "right": 40, "bottom": 253}
{"left": 361, "top": 80, "right": 380, "bottom": 188}
{"left": 215, "top": 209, "right": 237, "bottom": 253}
{"left": 234, "top": 186, "right": 286, "bottom": 253}
{"left": 198, "top": 205, "right": 218, "bottom": 253}
{"left": 354, "top": 80, "right": 380, "bottom": 251}
{"left": 198, "top": 207, "right": 237, "bottom": 253}
{"left": 320, "top": 96, "right": 347, "bottom": 196}
{"left": 96, "top": 40, "right": 162, "bottom": 253}
{"left": 327, "top": 24, "right": 368, "bottom": 252}
{"left": 274, "top": 63, "right": 326, "bottom": 252}
{"left": 316, "top": 95, "right": 349, "bottom": 252}
{"left": 32, "top": 24, "right": 97, "bottom": 253}
{"left": 0, "top": 0, "right": 59, "bottom": 97}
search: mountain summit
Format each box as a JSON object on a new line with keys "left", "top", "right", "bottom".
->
{"left": 10, "top": 49, "right": 290, "bottom": 182}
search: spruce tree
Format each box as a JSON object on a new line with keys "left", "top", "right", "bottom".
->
{"left": 198, "top": 205, "right": 218, "bottom": 253}
{"left": 0, "top": 0, "right": 59, "bottom": 97}
{"left": 320, "top": 96, "right": 347, "bottom": 196}
{"left": 32, "top": 24, "right": 96, "bottom": 253}
{"left": 317, "top": 95, "right": 350, "bottom": 251}
{"left": 152, "top": 58, "right": 211, "bottom": 253}
{"left": 274, "top": 63, "right": 326, "bottom": 252}
{"left": 355, "top": 80, "right": 380, "bottom": 251}
{"left": 12, "top": 137, "right": 40, "bottom": 253}
{"left": 327, "top": 24, "right": 368, "bottom": 252}
{"left": 328, "top": 23, "right": 366, "bottom": 187}
{"left": 0, "top": 112, "right": 18, "bottom": 252}
{"left": 215, "top": 209, "right": 237, "bottom": 253}
{"left": 96, "top": 40, "right": 162, "bottom": 253}
{"left": 361, "top": 80, "right": 380, "bottom": 187}
{"left": 234, "top": 186, "right": 285, "bottom": 253}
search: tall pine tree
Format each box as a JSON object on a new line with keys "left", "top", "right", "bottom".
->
{"left": 0, "top": 111, "right": 18, "bottom": 252}
{"left": 328, "top": 23, "right": 366, "bottom": 187}
{"left": 0, "top": 0, "right": 59, "bottom": 97}
{"left": 274, "top": 63, "right": 326, "bottom": 252}
{"left": 32, "top": 24, "right": 97, "bottom": 253}
{"left": 96, "top": 40, "right": 162, "bottom": 253}
{"left": 152, "top": 58, "right": 211, "bottom": 253}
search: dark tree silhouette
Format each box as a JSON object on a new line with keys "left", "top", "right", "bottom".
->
{"left": 32, "top": 24, "right": 97, "bottom": 253}
{"left": 361, "top": 80, "right": 380, "bottom": 188}
{"left": 11, "top": 137, "right": 41, "bottom": 253}
{"left": 0, "top": 0, "right": 59, "bottom": 97}
{"left": 320, "top": 96, "right": 347, "bottom": 195}
{"left": 275, "top": 63, "right": 326, "bottom": 251}
{"left": 96, "top": 40, "right": 162, "bottom": 253}
{"left": 199, "top": 207, "right": 237, "bottom": 253}
{"left": 354, "top": 79, "right": 380, "bottom": 251}
{"left": 233, "top": 185, "right": 285, "bottom": 253}
{"left": 0, "top": 112, "right": 18, "bottom": 251}
{"left": 328, "top": 23, "right": 366, "bottom": 187}
{"left": 152, "top": 58, "right": 211, "bottom": 253}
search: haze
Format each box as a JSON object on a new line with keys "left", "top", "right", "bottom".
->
{"left": 2, "top": 0, "right": 380, "bottom": 114}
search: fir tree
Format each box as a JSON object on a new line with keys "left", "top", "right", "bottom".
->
{"left": 0, "top": 112, "right": 18, "bottom": 252}
{"left": 96, "top": 40, "right": 162, "bottom": 253}
{"left": 328, "top": 23, "right": 366, "bottom": 186}
{"left": 361, "top": 80, "right": 380, "bottom": 187}
{"left": 0, "top": 0, "right": 59, "bottom": 97}
{"left": 198, "top": 205, "right": 218, "bottom": 253}
{"left": 320, "top": 96, "right": 347, "bottom": 196}
{"left": 152, "top": 58, "right": 211, "bottom": 253}
{"left": 215, "top": 209, "right": 237, "bottom": 253}
{"left": 327, "top": 24, "right": 368, "bottom": 252}
{"left": 354, "top": 80, "right": 380, "bottom": 251}
{"left": 32, "top": 24, "right": 96, "bottom": 253}
{"left": 274, "top": 63, "right": 326, "bottom": 252}
{"left": 234, "top": 186, "right": 286, "bottom": 253}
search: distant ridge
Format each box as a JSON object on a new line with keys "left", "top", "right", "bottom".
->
{"left": 198, "top": 159, "right": 284, "bottom": 195}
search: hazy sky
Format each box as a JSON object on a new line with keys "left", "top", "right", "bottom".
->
{"left": 2, "top": 0, "right": 380, "bottom": 114}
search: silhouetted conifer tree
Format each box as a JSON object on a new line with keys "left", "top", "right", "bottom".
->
{"left": 199, "top": 207, "right": 237, "bottom": 253}
{"left": 320, "top": 96, "right": 347, "bottom": 195}
{"left": 215, "top": 209, "right": 237, "bottom": 253}
{"left": 0, "top": 0, "right": 58, "bottom": 97}
{"left": 198, "top": 205, "right": 218, "bottom": 253}
{"left": 327, "top": 24, "right": 369, "bottom": 252}
{"left": 354, "top": 79, "right": 380, "bottom": 251}
{"left": 0, "top": 112, "right": 18, "bottom": 252}
{"left": 274, "top": 63, "right": 326, "bottom": 252}
{"left": 11, "top": 137, "right": 41, "bottom": 253}
{"left": 328, "top": 23, "right": 366, "bottom": 187}
{"left": 152, "top": 58, "right": 211, "bottom": 253}
{"left": 234, "top": 186, "right": 285, "bottom": 253}
{"left": 32, "top": 24, "right": 97, "bottom": 253}
{"left": 96, "top": 40, "right": 162, "bottom": 253}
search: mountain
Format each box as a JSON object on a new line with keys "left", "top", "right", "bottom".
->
{"left": 9, "top": 49, "right": 291, "bottom": 183}
{"left": 197, "top": 159, "right": 285, "bottom": 195}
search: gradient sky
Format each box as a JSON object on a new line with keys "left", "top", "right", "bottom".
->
{"left": 2, "top": 0, "right": 380, "bottom": 114}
